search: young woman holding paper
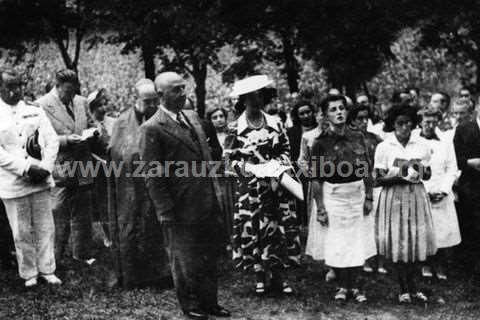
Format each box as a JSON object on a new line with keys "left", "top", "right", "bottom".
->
{"left": 374, "top": 103, "right": 437, "bottom": 304}
{"left": 223, "top": 75, "right": 301, "bottom": 296}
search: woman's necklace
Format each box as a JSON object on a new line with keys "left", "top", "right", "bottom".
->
{"left": 246, "top": 115, "right": 265, "bottom": 129}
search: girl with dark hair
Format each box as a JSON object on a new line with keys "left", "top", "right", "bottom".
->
{"left": 374, "top": 104, "right": 437, "bottom": 303}
{"left": 311, "top": 95, "right": 375, "bottom": 303}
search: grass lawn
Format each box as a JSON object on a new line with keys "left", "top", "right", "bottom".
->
{"left": 1, "top": 248, "right": 480, "bottom": 320}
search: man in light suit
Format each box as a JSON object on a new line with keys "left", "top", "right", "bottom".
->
{"left": 36, "top": 69, "right": 97, "bottom": 265}
{"left": 139, "top": 72, "right": 230, "bottom": 320}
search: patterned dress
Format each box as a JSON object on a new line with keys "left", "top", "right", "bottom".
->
{"left": 224, "top": 112, "right": 301, "bottom": 272}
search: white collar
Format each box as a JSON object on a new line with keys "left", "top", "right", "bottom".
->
{"left": 159, "top": 104, "right": 180, "bottom": 122}
{"left": 237, "top": 111, "right": 282, "bottom": 134}
{"left": 385, "top": 133, "right": 422, "bottom": 148}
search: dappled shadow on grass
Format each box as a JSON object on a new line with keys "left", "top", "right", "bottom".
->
{"left": 2, "top": 250, "right": 480, "bottom": 319}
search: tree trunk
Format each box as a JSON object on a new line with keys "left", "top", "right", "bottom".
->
{"left": 141, "top": 41, "right": 156, "bottom": 80}
{"left": 282, "top": 34, "right": 299, "bottom": 93}
{"left": 192, "top": 62, "right": 208, "bottom": 118}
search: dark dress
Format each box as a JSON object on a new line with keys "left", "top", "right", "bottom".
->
{"left": 224, "top": 112, "right": 301, "bottom": 272}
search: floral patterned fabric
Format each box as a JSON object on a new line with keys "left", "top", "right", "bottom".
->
{"left": 224, "top": 112, "right": 301, "bottom": 272}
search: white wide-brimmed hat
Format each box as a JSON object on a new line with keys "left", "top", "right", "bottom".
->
{"left": 229, "top": 75, "right": 273, "bottom": 97}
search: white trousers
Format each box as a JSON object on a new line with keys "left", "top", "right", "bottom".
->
{"left": 3, "top": 190, "right": 56, "bottom": 280}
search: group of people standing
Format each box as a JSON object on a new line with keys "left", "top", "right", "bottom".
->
{"left": 0, "top": 67, "right": 478, "bottom": 319}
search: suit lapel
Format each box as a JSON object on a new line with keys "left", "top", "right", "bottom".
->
{"left": 157, "top": 109, "right": 201, "bottom": 156}
{"left": 44, "top": 91, "right": 76, "bottom": 132}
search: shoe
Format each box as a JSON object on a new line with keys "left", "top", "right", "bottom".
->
{"left": 325, "top": 269, "right": 336, "bottom": 282}
{"left": 206, "top": 305, "right": 231, "bottom": 317}
{"left": 185, "top": 309, "right": 209, "bottom": 320}
{"left": 413, "top": 291, "right": 428, "bottom": 303}
{"left": 255, "top": 282, "right": 266, "bottom": 295}
{"left": 351, "top": 289, "right": 367, "bottom": 303}
{"left": 73, "top": 257, "right": 96, "bottom": 266}
{"left": 41, "top": 274, "right": 62, "bottom": 285}
{"left": 185, "top": 309, "right": 208, "bottom": 320}
{"left": 334, "top": 287, "right": 348, "bottom": 301}
{"left": 25, "top": 277, "right": 38, "bottom": 288}
{"left": 377, "top": 267, "right": 388, "bottom": 274}
{"left": 422, "top": 266, "right": 433, "bottom": 278}
{"left": 398, "top": 293, "right": 412, "bottom": 304}
{"left": 437, "top": 272, "right": 447, "bottom": 280}
{"left": 281, "top": 282, "right": 294, "bottom": 295}
{"left": 363, "top": 265, "right": 374, "bottom": 273}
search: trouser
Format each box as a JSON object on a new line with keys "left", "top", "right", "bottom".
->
{"left": 0, "top": 200, "right": 15, "bottom": 265}
{"left": 456, "top": 192, "right": 480, "bottom": 271}
{"left": 52, "top": 185, "right": 93, "bottom": 261}
{"left": 163, "top": 222, "right": 221, "bottom": 313}
{"left": 2, "top": 190, "right": 56, "bottom": 280}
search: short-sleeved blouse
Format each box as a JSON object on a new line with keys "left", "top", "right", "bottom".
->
{"left": 374, "top": 134, "right": 431, "bottom": 172}
{"left": 311, "top": 128, "right": 369, "bottom": 183}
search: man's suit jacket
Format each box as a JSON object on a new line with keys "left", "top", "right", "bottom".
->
{"left": 453, "top": 120, "right": 480, "bottom": 203}
{"left": 36, "top": 88, "right": 96, "bottom": 186}
{"left": 139, "top": 108, "right": 223, "bottom": 225}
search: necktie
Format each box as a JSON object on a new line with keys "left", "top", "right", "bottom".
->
{"left": 177, "top": 112, "right": 198, "bottom": 142}
{"left": 176, "top": 112, "right": 191, "bottom": 130}
{"left": 65, "top": 102, "right": 75, "bottom": 120}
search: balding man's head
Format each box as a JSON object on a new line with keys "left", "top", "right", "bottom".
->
{"left": 135, "top": 78, "right": 157, "bottom": 100}
{"left": 154, "top": 72, "right": 186, "bottom": 112}
{"left": 135, "top": 78, "right": 159, "bottom": 120}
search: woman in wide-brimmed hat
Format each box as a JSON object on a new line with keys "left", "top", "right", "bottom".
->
{"left": 224, "top": 75, "right": 301, "bottom": 296}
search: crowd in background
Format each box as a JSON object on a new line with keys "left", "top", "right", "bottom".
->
{"left": 0, "top": 66, "right": 479, "bottom": 318}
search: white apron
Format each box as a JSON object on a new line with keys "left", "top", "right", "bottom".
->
{"left": 323, "top": 180, "right": 376, "bottom": 268}
{"left": 430, "top": 191, "right": 461, "bottom": 248}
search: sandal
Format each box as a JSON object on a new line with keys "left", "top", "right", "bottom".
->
{"left": 334, "top": 288, "right": 348, "bottom": 301}
{"left": 413, "top": 291, "right": 428, "bottom": 303}
{"left": 255, "top": 282, "right": 265, "bottom": 295}
{"left": 351, "top": 289, "right": 367, "bottom": 303}
{"left": 398, "top": 293, "right": 412, "bottom": 304}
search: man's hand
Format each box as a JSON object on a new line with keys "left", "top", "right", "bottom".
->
{"left": 67, "top": 134, "right": 83, "bottom": 145}
{"left": 467, "top": 158, "right": 480, "bottom": 171}
{"left": 364, "top": 199, "right": 373, "bottom": 216}
{"left": 27, "top": 164, "right": 50, "bottom": 183}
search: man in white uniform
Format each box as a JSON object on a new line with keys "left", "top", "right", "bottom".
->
{"left": 0, "top": 69, "right": 61, "bottom": 287}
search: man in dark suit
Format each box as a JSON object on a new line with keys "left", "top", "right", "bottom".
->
{"left": 453, "top": 108, "right": 480, "bottom": 275}
{"left": 139, "top": 72, "right": 230, "bottom": 320}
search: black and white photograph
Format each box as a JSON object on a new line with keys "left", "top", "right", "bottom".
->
{"left": 0, "top": 1, "right": 480, "bottom": 319}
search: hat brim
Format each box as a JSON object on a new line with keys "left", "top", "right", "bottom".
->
{"left": 229, "top": 79, "right": 273, "bottom": 98}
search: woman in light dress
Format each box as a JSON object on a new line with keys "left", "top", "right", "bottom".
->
{"left": 416, "top": 108, "right": 461, "bottom": 280}
{"left": 374, "top": 104, "right": 437, "bottom": 304}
